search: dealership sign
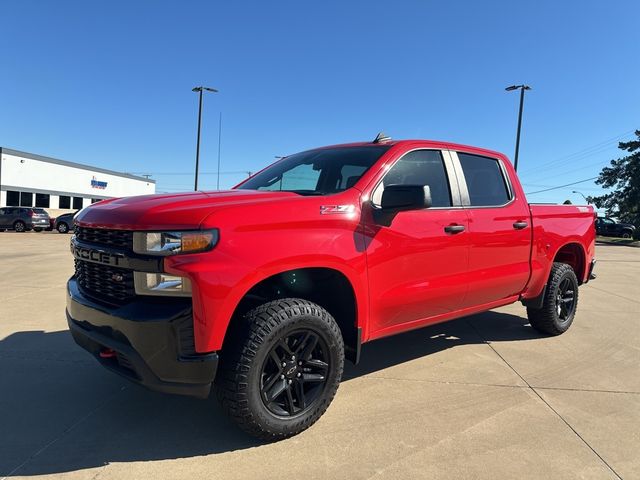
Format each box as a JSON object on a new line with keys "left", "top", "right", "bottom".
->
{"left": 91, "top": 176, "right": 108, "bottom": 189}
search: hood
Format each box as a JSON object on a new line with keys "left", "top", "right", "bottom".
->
{"left": 75, "top": 189, "right": 300, "bottom": 230}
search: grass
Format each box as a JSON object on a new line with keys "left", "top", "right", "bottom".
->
{"left": 596, "top": 236, "right": 640, "bottom": 247}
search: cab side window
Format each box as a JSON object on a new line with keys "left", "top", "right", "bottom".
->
{"left": 457, "top": 153, "right": 511, "bottom": 207}
{"left": 372, "top": 150, "right": 452, "bottom": 207}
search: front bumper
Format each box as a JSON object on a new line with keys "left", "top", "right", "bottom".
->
{"left": 66, "top": 278, "right": 217, "bottom": 398}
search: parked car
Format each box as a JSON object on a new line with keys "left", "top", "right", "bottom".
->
{"left": 54, "top": 211, "right": 79, "bottom": 233}
{"left": 67, "top": 137, "right": 596, "bottom": 440}
{"left": 0, "top": 207, "right": 50, "bottom": 232}
{"left": 31, "top": 208, "right": 52, "bottom": 232}
{"left": 595, "top": 217, "right": 636, "bottom": 239}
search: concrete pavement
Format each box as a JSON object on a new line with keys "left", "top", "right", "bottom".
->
{"left": 0, "top": 232, "right": 638, "bottom": 479}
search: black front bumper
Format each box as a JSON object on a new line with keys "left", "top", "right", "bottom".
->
{"left": 66, "top": 278, "right": 217, "bottom": 398}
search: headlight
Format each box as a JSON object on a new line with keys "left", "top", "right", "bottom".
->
{"left": 134, "top": 272, "right": 192, "bottom": 297}
{"left": 133, "top": 230, "right": 218, "bottom": 256}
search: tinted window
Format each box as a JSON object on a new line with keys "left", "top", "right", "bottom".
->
{"left": 458, "top": 153, "right": 510, "bottom": 206}
{"left": 59, "top": 196, "right": 71, "bottom": 209}
{"left": 20, "top": 192, "right": 33, "bottom": 207}
{"left": 373, "top": 150, "right": 452, "bottom": 207}
{"left": 238, "top": 146, "right": 390, "bottom": 195}
{"left": 73, "top": 197, "right": 84, "bottom": 209}
{"left": 35, "top": 193, "right": 50, "bottom": 208}
{"left": 6, "top": 191, "right": 20, "bottom": 206}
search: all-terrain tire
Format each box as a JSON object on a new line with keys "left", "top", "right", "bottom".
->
{"left": 527, "top": 262, "right": 579, "bottom": 335}
{"left": 215, "top": 298, "right": 344, "bottom": 440}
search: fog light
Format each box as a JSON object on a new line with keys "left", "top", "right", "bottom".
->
{"left": 134, "top": 272, "right": 192, "bottom": 297}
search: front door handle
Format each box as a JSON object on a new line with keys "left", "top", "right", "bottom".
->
{"left": 513, "top": 221, "right": 528, "bottom": 230}
{"left": 444, "top": 224, "right": 465, "bottom": 234}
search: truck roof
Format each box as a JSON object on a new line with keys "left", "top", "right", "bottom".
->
{"left": 314, "top": 139, "right": 508, "bottom": 161}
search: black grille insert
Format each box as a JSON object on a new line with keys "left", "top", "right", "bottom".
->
{"left": 75, "top": 227, "right": 133, "bottom": 250}
{"left": 75, "top": 259, "right": 135, "bottom": 304}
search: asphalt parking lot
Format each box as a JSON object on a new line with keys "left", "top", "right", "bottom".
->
{"left": 1, "top": 232, "right": 638, "bottom": 480}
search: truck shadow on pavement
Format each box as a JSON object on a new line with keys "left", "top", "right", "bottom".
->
{"left": 1, "top": 310, "right": 541, "bottom": 477}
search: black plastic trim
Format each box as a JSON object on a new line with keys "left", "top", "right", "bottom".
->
{"left": 71, "top": 237, "right": 163, "bottom": 272}
{"left": 521, "top": 285, "right": 546, "bottom": 310}
{"left": 66, "top": 278, "right": 217, "bottom": 398}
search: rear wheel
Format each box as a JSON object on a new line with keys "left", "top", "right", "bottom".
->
{"left": 622, "top": 231, "right": 632, "bottom": 239}
{"left": 215, "top": 298, "right": 344, "bottom": 440}
{"left": 57, "top": 222, "right": 69, "bottom": 233}
{"left": 13, "top": 221, "right": 26, "bottom": 232}
{"left": 527, "top": 262, "right": 579, "bottom": 335}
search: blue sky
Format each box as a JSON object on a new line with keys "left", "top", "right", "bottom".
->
{"left": 1, "top": 0, "right": 638, "bottom": 205}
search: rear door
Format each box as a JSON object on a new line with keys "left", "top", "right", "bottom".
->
{"left": 450, "top": 151, "right": 531, "bottom": 307}
{"left": 364, "top": 149, "right": 470, "bottom": 337}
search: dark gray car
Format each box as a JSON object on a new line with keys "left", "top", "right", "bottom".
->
{"left": 54, "top": 211, "right": 79, "bottom": 233}
{"left": 0, "top": 207, "right": 50, "bottom": 232}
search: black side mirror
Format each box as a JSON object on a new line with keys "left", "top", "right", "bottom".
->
{"left": 380, "top": 185, "right": 432, "bottom": 212}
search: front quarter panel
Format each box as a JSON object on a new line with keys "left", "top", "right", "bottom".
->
{"left": 163, "top": 190, "right": 369, "bottom": 353}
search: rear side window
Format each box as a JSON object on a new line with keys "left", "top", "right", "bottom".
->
{"left": 458, "top": 153, "right": 510, "bottom": 206}
{"left": 373, "top": 150, "right": 452, "bottom": 207}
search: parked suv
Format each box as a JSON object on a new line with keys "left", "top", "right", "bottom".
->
{"left": 595, "top": 217, "right": 636, "bottom": 239}
{"left": 0, "top": 207, "right": 50, "bottom": 232}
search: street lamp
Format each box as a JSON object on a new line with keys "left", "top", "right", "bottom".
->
{"left": 572, "top": 190, "right": 589, "bottom": 204}
{"left": 192, "top": 86, "right": 218, "bottom": 191}
{"left": 505, "top": 84, "right": 531, "bottom": 172}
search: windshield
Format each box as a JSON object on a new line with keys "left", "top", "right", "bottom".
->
{"left": 237, "top": 146, "right": 391, "bottom": 195}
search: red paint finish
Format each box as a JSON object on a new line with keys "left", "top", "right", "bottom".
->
{"left": 75, "top": 140, "right": 595, "bottom": 353}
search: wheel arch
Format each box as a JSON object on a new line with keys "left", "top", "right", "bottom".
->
{"left": 553, "top": 242, "right": 587, "bottom": 284}
{"left": 224, "top": 266, "right": 362, "bottom": 364}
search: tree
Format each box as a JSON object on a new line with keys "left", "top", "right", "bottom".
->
{"left": 589, "top": 130, "right": 640, "bottom": 237}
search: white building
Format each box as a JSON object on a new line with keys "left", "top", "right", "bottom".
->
{"left": 0, "top": 147, "right": 155, "bottom": 215}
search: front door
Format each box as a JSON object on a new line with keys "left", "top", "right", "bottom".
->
{"left": 363, "top": 149, "right": 469, "bottom": 338}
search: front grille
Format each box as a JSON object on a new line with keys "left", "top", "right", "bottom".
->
{"left": 75, "top": 259, "right": 135, "bottom": 304}
{"left": 75, "top": 227, "right": 133, "bottom": 250}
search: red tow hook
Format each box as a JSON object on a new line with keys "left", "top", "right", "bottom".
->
{"left": 99, "top": 348, "right": 117, "bottom": 359}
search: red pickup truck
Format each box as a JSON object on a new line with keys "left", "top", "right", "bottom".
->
{"left": 67, "top": 137, "right": 596, "bottom": 439}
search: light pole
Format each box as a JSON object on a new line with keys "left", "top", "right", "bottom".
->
{"left": 192, "top": 86, "right": 218, "bottom": 191}
{"left": 572, "top": 190, "right": 589, "bottom": 204}
{"left": 505, "top": 84, "right": 531, "bottom": 172}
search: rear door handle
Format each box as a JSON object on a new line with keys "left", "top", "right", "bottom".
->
{"left": 444, "top": 224, "right": 465, "bottom": 234}
{"left": 513, "top": 221, "right": 528, "bottom": 230}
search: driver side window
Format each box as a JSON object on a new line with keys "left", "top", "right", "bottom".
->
{"left": 372, "top": 150, "right": 452, "bottom": 207}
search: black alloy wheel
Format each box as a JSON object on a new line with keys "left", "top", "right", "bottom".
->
{"left": 527, "top": 262, "right": 579, "bottom": 335}
{"left": 555, "top": 277, "right": 576, "bottom": 323}
{"left": 216, "top": 298, "right": 344, "bottom": 440}
{"left": 260, "top": 329, "right": 330, "bottom": 417}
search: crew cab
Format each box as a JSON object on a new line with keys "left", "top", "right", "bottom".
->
{"left": 66, "top": 137, "right": 596, "bottom": 440}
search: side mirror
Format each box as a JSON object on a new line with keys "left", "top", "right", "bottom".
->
{"left": 380, "top": 185, "right": 432, "bottom": 211}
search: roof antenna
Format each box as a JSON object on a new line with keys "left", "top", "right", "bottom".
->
{"left": 372, "top": 132, "right": 391, "bottom": 144}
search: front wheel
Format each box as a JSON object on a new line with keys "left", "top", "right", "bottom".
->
{"left": 621, "top": 231, "right": 632, "bottom": 239}
{"left": 57, "top": 222, "right": 69, "bottom": 233}
{"left": 215, "top": 298, "right": 344, "bottom": 440}
{"left": 13, "top": 221, "right": 26, "bottom": 232}
{"left": 527, "top": 262, "right": 579, "bottom": 335}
